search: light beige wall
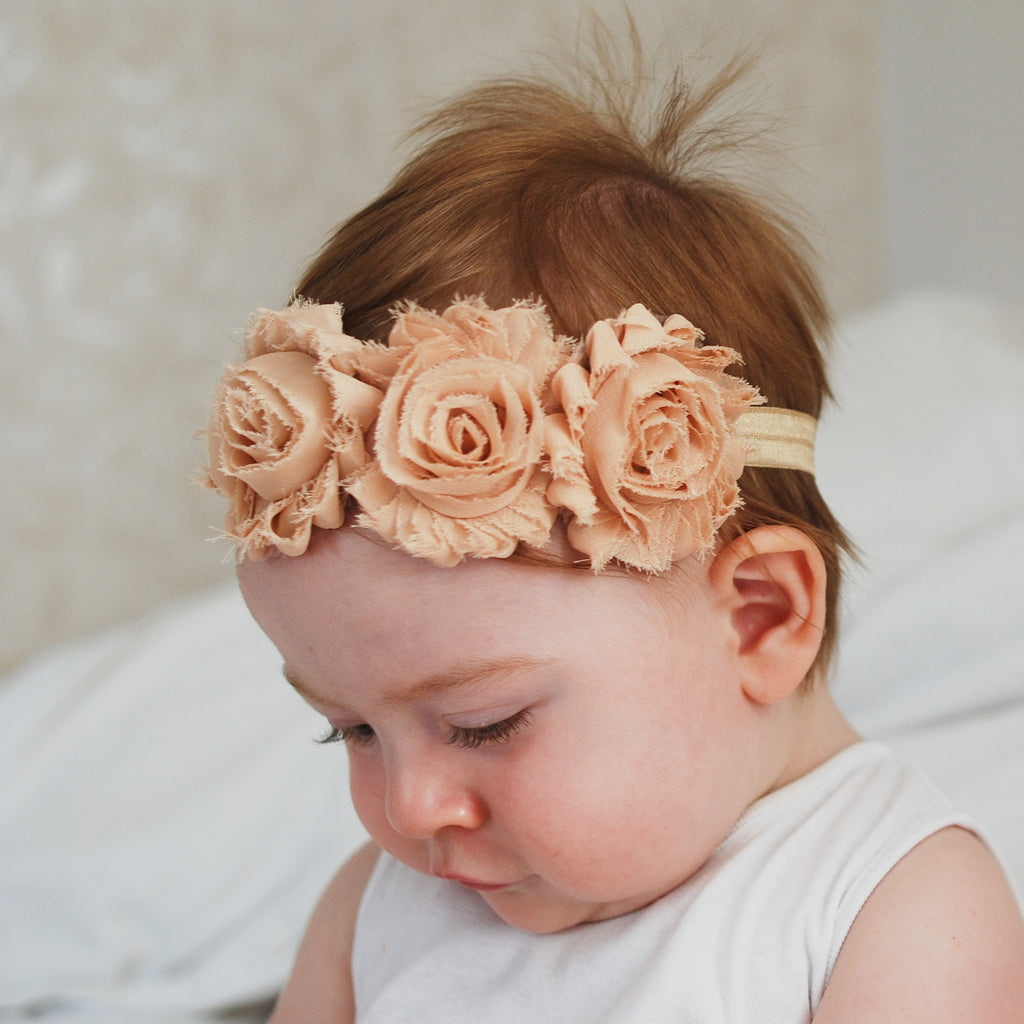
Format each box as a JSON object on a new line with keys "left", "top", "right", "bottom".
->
{"left": 880, "top": 0, "right": 1024, "bottom": 304}
{"left": 0, "top": 1, "right": 883, "bottom": 670}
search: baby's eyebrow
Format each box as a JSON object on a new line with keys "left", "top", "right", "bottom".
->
{"left": 381, "top": 655, "right": 550, "bottom": 707}
{"left": 281, "top": 655, "right": 550, "bottom": 710}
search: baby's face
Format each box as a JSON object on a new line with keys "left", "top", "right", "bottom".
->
{"left": 240, "top": 528, "right": 785, "bottom": 934}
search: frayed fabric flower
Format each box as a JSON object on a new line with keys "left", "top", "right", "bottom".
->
{"left": 545, "top": 304, "right": 761, "bottom": 572}
{"left": 203, "top": 297, "right": 814, "bottom": 571}
{"left": 204, "top": 302, "right": 398, "bottom": 558}
{"left": 347, "top": 300, "right": 568, "bottom": 566}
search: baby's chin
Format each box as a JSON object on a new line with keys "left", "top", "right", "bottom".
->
{"left": 478, "top": 887, "right": 594, "bottom": 935}
{"left": 477, "top": 878, "right": 664, "bottom": 935}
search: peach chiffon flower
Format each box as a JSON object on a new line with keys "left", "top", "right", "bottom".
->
{"left": 205, "top": 298, "right": 769, "bottom": 571}
{"left": 347, "top": 299, "right": 568, "bottom": 566}
{"left": 204, "top": 302, "right": 397, "bottom": 558}
{"left": 545, "top": 304, "right": 761, "bottom": 572}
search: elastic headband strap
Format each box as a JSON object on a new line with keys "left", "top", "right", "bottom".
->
{"left": 737, "top": 407, "right": 817, "bottom": 474}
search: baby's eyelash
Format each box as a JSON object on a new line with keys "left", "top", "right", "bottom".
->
{"left": 447, "top": 709, "right": 533, "bottom": 750}
{"left": 315, "top": 711, "right": 533, "bottom": 750}
{"left": 316, "top": 724, "right": 376, "bottom": 746}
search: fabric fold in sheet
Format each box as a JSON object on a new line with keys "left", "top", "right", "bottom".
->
{"left": 0, "top": 586, "right": 366, "bottom": 1018}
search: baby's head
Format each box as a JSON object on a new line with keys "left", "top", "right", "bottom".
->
{"left": 205, "top": 57, "right": 854, "bottom": 933}
{"left": 208, "top": 57, "right": 848, "bottom": 676}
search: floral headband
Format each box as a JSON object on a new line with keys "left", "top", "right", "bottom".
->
{"left": 203, "top": 299, "right": 816, "bottom": 573}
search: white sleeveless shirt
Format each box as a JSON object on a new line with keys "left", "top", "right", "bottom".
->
{"left": 352, "top": 742, "right": 975, "bottom": 1023}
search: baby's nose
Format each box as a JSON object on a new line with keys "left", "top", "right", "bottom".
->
{"left": 384, "top": 756, "right": 487, "bottom": 839}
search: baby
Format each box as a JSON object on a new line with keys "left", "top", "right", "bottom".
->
{"left": 204, "top": 51, "right": 1024, "bottom": 1023}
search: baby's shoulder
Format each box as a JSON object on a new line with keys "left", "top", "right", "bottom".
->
{"left": 269, "top": 841, "right": 380, "bottom": 1024}
{"left": 815, "top": 826, "right": 1024, "bottom": 1022}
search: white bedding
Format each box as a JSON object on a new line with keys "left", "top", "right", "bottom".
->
{"left": 0, "top": 590, "right": 364, "bottom": 1022}
{"left": 2, "top": 290, "right": 1022, "bottom": 1021}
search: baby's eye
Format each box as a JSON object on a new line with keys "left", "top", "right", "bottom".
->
{"left": 446, "top": 709, "right": 533, "bottom": 750}
{"left": 316, "top": 723, "right": 376, "bottom": 746}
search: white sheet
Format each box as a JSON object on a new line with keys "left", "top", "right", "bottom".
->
{"left": 0, "top": 587, "right": 365, "bottom": 1019}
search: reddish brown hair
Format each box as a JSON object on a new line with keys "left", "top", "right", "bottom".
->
{"left": 294, "top": 58, "right": 852, "bottom": 682}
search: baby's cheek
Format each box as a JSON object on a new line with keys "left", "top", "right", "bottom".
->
{"left": 346, "top": 754, "right": 386, "bottom": 834}
{"left": 348, "top": 753, "right": 427, "bottom": 870}
{"left": 499, "top": 768, "right": 602, "bottom": 858}
{"left": 506, "top": 769, "right": 660, "bottom": 890}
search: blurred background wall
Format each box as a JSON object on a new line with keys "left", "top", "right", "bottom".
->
{"left": 0, "top": 0, "right": 1019, "bottom": 670}
{"left": 880, "top": 0, "right": 1024, "bottom": 301}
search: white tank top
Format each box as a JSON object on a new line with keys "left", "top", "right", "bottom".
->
{"left": 352, "top": 742, "right": 975, "bottom": 1023}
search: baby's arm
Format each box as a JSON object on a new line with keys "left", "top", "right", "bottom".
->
{"left": 269, "top": 841, "right": 381, "bottom": 1024}
{"left": 814, "top": 826, "right": 1024, "bottom": 1022}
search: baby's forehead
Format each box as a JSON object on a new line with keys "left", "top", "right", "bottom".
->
{"left": 240, "top": 523, "right": 725, "bottom": 723}
{"left": 241, "top": 522, "right": 699, "bottom": 631}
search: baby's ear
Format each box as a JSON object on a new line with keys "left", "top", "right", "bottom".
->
{"left": 708, "top": 525, "right": 827, "bottom": 704}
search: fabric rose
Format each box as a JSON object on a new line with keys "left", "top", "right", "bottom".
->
{"left": 545, "top": 303, "right": 761, "bottom": 572}
{"left": 347, "top": 299, "right": 567, "bottom": 566}
{"left": 204, "top": 302, "right": 397, "bottom": 558}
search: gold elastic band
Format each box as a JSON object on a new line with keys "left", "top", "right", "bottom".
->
{"left": 736, "top": 407, "right": 816, "bottom": 474}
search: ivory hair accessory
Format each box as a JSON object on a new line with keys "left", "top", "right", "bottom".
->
{"left": 203, "top": 299, "right": 816, "bottom": 572}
